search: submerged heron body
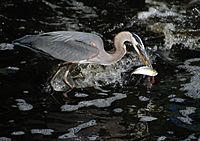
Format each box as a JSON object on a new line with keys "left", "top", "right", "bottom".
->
{"left": 14, "top": 31, "right": 155, "bottom": 91}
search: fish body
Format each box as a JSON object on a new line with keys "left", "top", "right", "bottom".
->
{"left": 132, "top": 66, "right": 158, "bottom": 76}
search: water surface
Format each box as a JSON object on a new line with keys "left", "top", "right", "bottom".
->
{"left": 0, "top": 0, "right": 200, "bottom": 140}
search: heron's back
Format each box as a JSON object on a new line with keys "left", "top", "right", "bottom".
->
{"left": 13, "top": 31, "right": 102, "bottom": 62}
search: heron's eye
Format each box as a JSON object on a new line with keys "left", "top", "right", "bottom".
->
{"left": 136, "top": 43, "right": 142, "bottom": 49}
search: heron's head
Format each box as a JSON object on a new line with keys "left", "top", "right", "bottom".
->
{"left": 129, "top": 33, "right": 158, "bottom": 76}
{"left": 128, "top": 33, "right": 152, "bottom": 68}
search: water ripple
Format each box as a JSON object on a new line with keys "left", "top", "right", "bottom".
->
{"left": 58, "top": 120, "right": 97, "bottom": 139}
{"left": 178, "top": 58, "right": 200, "bottom": 99}
{"left": 31, "top": 129, "right": 54, "bottom": 135}
{"left": 61, "top": 93, "right": 127, "bottom": 112}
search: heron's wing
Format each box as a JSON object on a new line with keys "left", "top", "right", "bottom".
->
{"left": 13, "top": 31, "right": 100, "bottom": 62}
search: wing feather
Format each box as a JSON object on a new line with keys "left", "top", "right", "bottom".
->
{"left": 14, "top": 31, "right": 100, "bottom": 62}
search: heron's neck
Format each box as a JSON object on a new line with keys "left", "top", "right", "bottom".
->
{"left": 105, "top": 32, "right": 131, "bottom": 65}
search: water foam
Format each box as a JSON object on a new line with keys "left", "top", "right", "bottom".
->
{"left": 74, "top": 54, "right": 140, "bottom": 88}
{"left": 51, "top": 52, "right": 145, "bottom": 91}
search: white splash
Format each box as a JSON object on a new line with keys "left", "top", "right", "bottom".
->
{"left": 138, "top": 7, "right": 179, "bottom": 20}
{"left": 61, "top": 93, "right": 127, "bottom": 112}
{"left": 164, "top": 28, "right": 200, "bottom": 50}
{"left": 31, "top": 129, "right": 54, "bottom": 135}
{"left": 145, "top": 0, "right": 169, "bottom": 10}
{"left": 149, "top": 22, "right": 198, "bottom": 50}
{"left": 51, "top": 51, "right": 146, "bottom": 92}
{"left": 74, "top": 54, "right": 139, "bottom": 88}
{"left": 137, "top": 0, "right": 200, "bottom": 50}
{"left": 138, "top": 0, "right": 183, "bottom": 20}
{"left": 58, "top": 120, "right": 97, "bottom": 139}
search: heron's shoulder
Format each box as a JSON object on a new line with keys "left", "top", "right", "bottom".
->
{"left": 41, "top": 31, "right": 102, "bottom": 40}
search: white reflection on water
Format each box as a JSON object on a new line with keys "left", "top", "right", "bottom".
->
{"left": 182, "top": 134, "right": 197, "bottom": 141}
{"left": 11, "top": 131, "right": 25, "bottom": 136}
{"left": 157, "top": 136, "right": 167, "bottom": 141}
{"left": 61, "top": 93, "right": 127, "bottom": 112}
{"left": 178, "top": 58, "right": 200, "bottom": 99}
{"left": 0, "top": 137, "right": 12, "bottom": 141}
{"left": 138, "top": 96, "right": 149, "bottom": 102}
{"left": 139, "top": 116, "right": 157, "bottom": 122}
{"left": 31, "top": 129, "right": 54, "bottom": 135}
{"left": 177, "top": 107, "right": 196, "bottom": 125}
{"left": 13, "top": 99, "right": 33, "bottom": 111}
{"left": 58, "top": 120, "right": 97, "bottom": 139}
{"left": 74, "top": 92, "right": 89, "bottom": 98}
{"left": 169, "top": 98, "right": 185, "bottom": 103}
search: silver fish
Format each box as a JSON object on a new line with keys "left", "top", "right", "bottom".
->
{"left": 131, "top": 66, "right": 158, "bottom": 76}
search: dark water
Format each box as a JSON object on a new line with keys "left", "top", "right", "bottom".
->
{"left": 1, "top": 0, "right": 200, "bottom": 140}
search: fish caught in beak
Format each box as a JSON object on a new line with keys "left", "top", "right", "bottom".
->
{"left": 131, "top": 66, "right": 158, "bottom": 76}
{"left": 131, "top": 33, "right": 158, "bottom": 76}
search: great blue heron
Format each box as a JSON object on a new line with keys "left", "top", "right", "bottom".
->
{"left": 13, "top": 31, "right": 156, "bottom": 91}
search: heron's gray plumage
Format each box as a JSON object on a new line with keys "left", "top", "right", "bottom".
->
{"left": 14, "top": 31, "right": 101, "bottom": 62}
{"left": 13, "top": 31, "right": 152, "bottom": 67}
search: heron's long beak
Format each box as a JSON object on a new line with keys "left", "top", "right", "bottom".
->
{"left": 131, "top": 35, "right": 158, "bottom": 76}
{"left": 132, "top": 40, "right": 152, "bottom": 68}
